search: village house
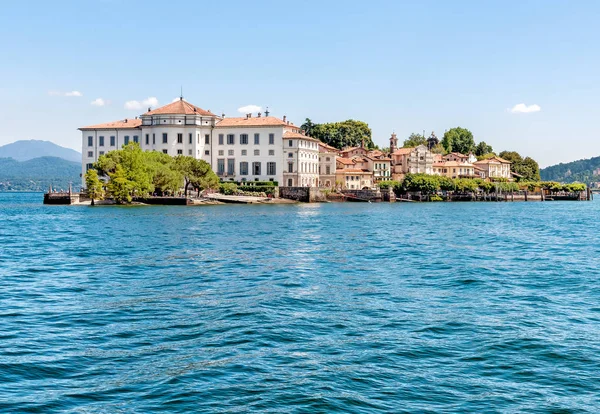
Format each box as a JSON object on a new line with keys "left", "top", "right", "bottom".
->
{"left": 318, "top": 142, "right": 339, "bottom": 188}
{"left": 443, "top": 152, "right": 477, "bottom": 164}
{"left": 335, "top": 157, "right": 373, "bottom": 189}
{"left": 433, "top": 161, "right": 476, "bottom": 179}
{"left": 473, "top": 156, "right": 512, "bottom": 180}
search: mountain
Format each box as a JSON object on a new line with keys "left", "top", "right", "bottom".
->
{"left": 0, "top": 140, "right": 81, "bottom": 163}
{"left": 540, "top": 156, "right": 600, "bottom": 184}
{"left": 0, "top": 156, "right": 81, "bottom": 192}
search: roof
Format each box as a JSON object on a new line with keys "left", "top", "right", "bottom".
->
{"left": 446, "top": 152, "right": 467, "bottom": 158}
{"left": 282, "top": 131, "right": 319, "bottom": 141}
{"left": 336, "top": 157, "right": 356, "bottom": 165}
{"left": 494, "top": 156, "right": 511, "bottom": 163}
{"left": 474, "top": 156, "right": 511, "bottom": 165}
{"left": 392, "top": 147, "right": 414, "bottom": 156}
{"left": 319, "top": 142, "right": 339, "bottom": 152}
{"left": 216, "top": 116, "right": 292, "bottom": 128}
{"left": 79, "top": 118, "right": 142, "bottom": 130}
{"left": 141, "top": 99, "right": 216, "bottom": 117}
{"left": 369, "top": 150, "right": 384, "bottom": 157}
{"left": 336, "top": 168, "right": 371, "bottom": 173}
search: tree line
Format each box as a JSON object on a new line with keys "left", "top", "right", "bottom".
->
{"left": 85, "top": 143, "right": 219, "bottom": 204}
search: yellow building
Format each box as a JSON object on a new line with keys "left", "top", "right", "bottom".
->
{"left": 433, "top": 161, "right": 475, "bottom": 178}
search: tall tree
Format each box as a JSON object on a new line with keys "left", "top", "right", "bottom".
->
{"left": 498, "top": 151, "right": 541, "bottom": 181}
{"left": 475, "top": 141, "right": 494, "bottom": 157}
{"left": 107, "top": 165, "right": 133, "bottom": 204}
{"left": 85, "top": 169, "right": 104, "bottom": 206}
{"left": 309, "top": 120, "right": 374, "bottom": 149}
{"left": 301, "top": 118, "right": 316, "bottom": 137}
{"left": 441, "top": 127, "right": 475, "bottom": 154}
{"left": 403, "top": 133, "right": 427, "bottom": 148}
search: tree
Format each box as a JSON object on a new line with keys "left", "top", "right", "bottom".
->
{"left": 85, "top": 169, "right": 104, "bottom": 206}
{"left": 499, "top": 151, "right": 541, "bottom": 181}
{"left": 309, "top": 119, "right": 374, "bottom": 149}
{"left": 438, "top": 176, "right": 455, "bottom": 191}
{"left": 402, "top": 174, "right": 439, "bottom": 194}
{"left": 475, "top": 141, "right": 494, "bottom": 157}
{"left": 403, "top": 133, "right": 427, "bottom": 148}
{"left": 301, "top": 118, "right": 316, "bottom": 137}
{"left": 107, "top": 165, "right": 133, "bottom": 204}
{"left": 441, "top": 127, "right": 475, "bottom": 154}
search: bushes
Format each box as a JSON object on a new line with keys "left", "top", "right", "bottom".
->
{"left": 238, "top": 185, "right": 276, "bottom": 196}
{"left": 430, "top": 194, "right": 444, "bottom": 202}
{"left": 219, "top": 182, "right": 238, "bottom": 195}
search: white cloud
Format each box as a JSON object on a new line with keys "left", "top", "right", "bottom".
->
{"left": 48, "top": 90, "right": 83, "bottom": 97}
{"left": 125, "top": 96, "right": 159, "bottom": 110}
{"left": 509, "top": 103, "right": 541, "bottom": 114}
{"left": 238, "top": 104, "right": 262, "bottom": 114}
{"left": 172, "top": 97, "right": 181, "bottom": 103}
{"left": 91, "top": 98, "right": 106, "bottom": 107}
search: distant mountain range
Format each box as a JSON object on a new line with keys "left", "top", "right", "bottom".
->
{"left": 541, "top": 156, "right": 600, "bottom": 184}
{"left": 0, "top": 140, "right": 81, "bottom": 163}
{"left": 0, "top": 140, "right": 82, "bottom": 191}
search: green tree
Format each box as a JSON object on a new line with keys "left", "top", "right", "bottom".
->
{"left": 441, "top": 127, "right": 475, "bottom": 154}
{"left": 475, "top": 141, "right": 494, "bottom": 157}
{"left": 309, "top": 120, "right": 374, "bottom": 149}
{"left": 402, "top": 174, "right": 439, "bottom": 194}
{"left": 85, "top": 168, "right": 104, "bottom": 206}
{"left": 301, "top": 118, "right": 316, "bottom": 137}
{"left": 438, "top": 176, "right": 455, "bottom": 191}
{"left": 403, "top": 133, "right": 427, "bottom": 148}
{"left": 499, "top": 151, "right": 541, "bottom": 181}
{"left": 107, "top": 165, "right": 133, "bottom": 204}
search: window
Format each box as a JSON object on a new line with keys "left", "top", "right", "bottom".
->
{"left": 205, "top": 150, "right": 210, "bottom": 155}
{"left": 269, "top": 133, "right": 275, "bottom": 145}
{"left": 218, "top": 150, "right": 224, "bottom": 156}
{"left": 217, "top": 159, "right": 225, "bottom": 175}
{"left": 326, "top": 157, "right": 330, "bottom": 162}
{"left": 152, "top": 134, "right": 155, "bottom": 145}
{"left": 288, "top": 162, "right": 294, "bottom": 173}
{"left": 241, "top": 150, "right": 247, "bottom": 156}
{"left": 133, "top": 135, "right": 139, "bottom": 144}
{"left": 288, "top": 153, "right": 293, "bottom": 158}
{"left": 240, "top": 134, "right": 248, "bottom": 145}
{"left": 326, "top": 166, "right": 331, "bottom": 175}
{"left": 254, "top": 149, "right": 260, "bottom": 156}
{"left": 227, "top": 134, "right": 234, "bottom": 145}
{"left": 218, "top": 134, "right": 224, "bottom": 145}
{"left": 162, "top": 133, "right": 168, "bottom": 144}
{"left": 289, "top": 140, "right": 293, "bottom": 147}
{"left": 177, "top": 133, "right": 183, "bottom": 144}
{"left": 99, "top": 151, "right": 104, "bottom": 156}
{"left": 86, "top": 163, "right": 93, "bottom": 171}
{"left": 227, "top": 159, "right": 235, "bottom": 175}
{"left": 240, "top": 162, "right": 248, "bottom": 175}
{"left": 177, "top": 149, "right": 183, "bottom": 155}
{"left": 205, "top": 134, "right": 210, "bottom": 144}
{"left": 188, "top": 149, "right": 192, "bottom": 155}
{"left": 162, "top": 149, "right": 168, "bottom": 154}
{"left": 228, "top": 149, "right": 234, "bottom": 156}
{"left": 252, "top": 162, "right": 261, "bottom": 175}
{"left": 189, "top": 133, "right": 192, "bottom": 144}
{"left": 110, "top": 136, "right": 115, "bottom": 146}
{"left": 87, "top": 151, "right": 93, "bottom": 157}
{"left": 145, "top": 134, "right": 149, "bottom": 145}
{"left": 88, "top": 136, "right": 93, "bottom": 147}
{"left": 99, "top": 136, "right": 104, "bottom": 147}
{"left": 269, "top": 150, "right": 275, "bottom": 156}
{"left": 254, "top": 133, "right": 260, "bottom": 145}
{"left": 124, "top": 136, "right": 130, "bottom": 145}
{"left": 267, "top": 162, "right": 276, "bottom": 175}
{"left": 288, "top": 178, "right": 293, "bottom": 186}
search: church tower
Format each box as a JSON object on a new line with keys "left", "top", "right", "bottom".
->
{"left": 389, "top": 133, "right": 398, "bottom": 155}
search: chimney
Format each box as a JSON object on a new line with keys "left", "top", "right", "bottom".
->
{"left": 257, "top": 112, "right": 262, "bottom": 118}
{"left": 301, "top": 129, "right": 305, "bottom": 135}
{"left": 148, "top": 107, "right": 151, "bottom": 112}
{"left": 287, "top": 121, "right": 290, "bottom": 125}
{"left": 248, "top": 113, "right": 252, "bottom": 118}
{"left": 283, "top": 115, "right": 287, "bottom": 122}
{"left": 124, "top": 119, "right": 128, "bottom": 123}
{"left": 222, "top": 112, "right": 225, "bottom": 118}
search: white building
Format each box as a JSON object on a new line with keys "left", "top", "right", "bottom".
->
{"left": 79, "top": 98, "right": 315, "bottom": 187}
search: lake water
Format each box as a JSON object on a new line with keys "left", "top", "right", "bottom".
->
{"left": 1, "top": 192, "right": 600, "bottom": 412}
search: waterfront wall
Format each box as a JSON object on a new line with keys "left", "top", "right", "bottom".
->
{"left": 279, "top": 187, "right": 327, "bottom": 202}
{"left": 341, "top": 189, "right": 383, "bottom": 202}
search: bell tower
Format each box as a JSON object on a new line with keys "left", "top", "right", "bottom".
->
{"left": 389, "top": 132, "right": 398, "bottom": 155}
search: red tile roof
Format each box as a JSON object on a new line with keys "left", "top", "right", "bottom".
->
{"left": 283, "top": 131, "right": 319, "bottom": 141}
{"left": 79, "top": 118, "right": 142, "bottom": 130}
{"left": 336, "top": 168, "right": 371, "bottom": 173}
{"left": 336, "top": 157, "right": 356, "bottom": 165}
{"left": 392, "top": 147, "right": 413, "bottom": 156}
{"left": 319, "top": 142, "right": 339, "bottom": 152}
{"left": 216, "top": 116, "right": 292, "bottom": 128}
{"left": 142, "top": 99, "right": 216, "bottom": 116}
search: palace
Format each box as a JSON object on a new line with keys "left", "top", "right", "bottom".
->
{"left": 79, "top": 98, "right": 319, "bottom": 187}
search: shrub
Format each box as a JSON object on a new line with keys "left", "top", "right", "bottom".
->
{"left": 238, "top": 185, "right": 276, "bottom": 195}
{"left": 219, "top": 182, "right": 238, "bottom": 195}
{"left": 429, "top": 194, "right": 444, "bottom": 202}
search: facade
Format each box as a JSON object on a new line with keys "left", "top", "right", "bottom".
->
{"left": 473, "top": 156, "right": 512, "bottom": 180}
{"left": 433, "top": 161, "right": 476, "bottom": 178}
{"left": 444, "top": 152, "right": 477, "bottom": 164}
{"left": 390, "top": 144, "right": 434, "bottom": 180}
{"left": 365, "top": 154, "right": 391, "bottom": 183}
{"left": 318, "top": 142, "right": 338, "bottom": 188}
{"left": 335, "top": 157, "right": 373, "bottom": 189}
{"left": 79, "top": 98, "right": 319, "bottom": 187}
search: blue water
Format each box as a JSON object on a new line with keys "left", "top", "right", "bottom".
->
{"left": 1, "top": 192, "right": 600, "bottom": 412}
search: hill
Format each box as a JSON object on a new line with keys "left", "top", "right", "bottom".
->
{"left": 0, "top": 156, "right": 81, "bottom": 192}
{"left": 540, "top": 156, "right": 600, "bottom": 184}
{"left": 0, "top": 140, "right": 81, "bottom": 163}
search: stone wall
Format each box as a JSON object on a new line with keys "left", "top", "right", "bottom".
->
{"left": 279, "top": 187, "right": 327, "bottom": 202}
{"left": 341, "top": 189, "right": 383, "bottom": 202}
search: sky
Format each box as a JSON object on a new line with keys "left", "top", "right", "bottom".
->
{"left": 0, "top": 0, "right": 598, "bottom": 167}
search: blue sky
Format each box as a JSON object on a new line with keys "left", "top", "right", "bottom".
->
{"left": 0, "top": 0, "right": 598, "bottom": 167}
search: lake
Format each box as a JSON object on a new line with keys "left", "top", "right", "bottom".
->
{"left": 1, "top": 192, "right": 600, "bottom": 412}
